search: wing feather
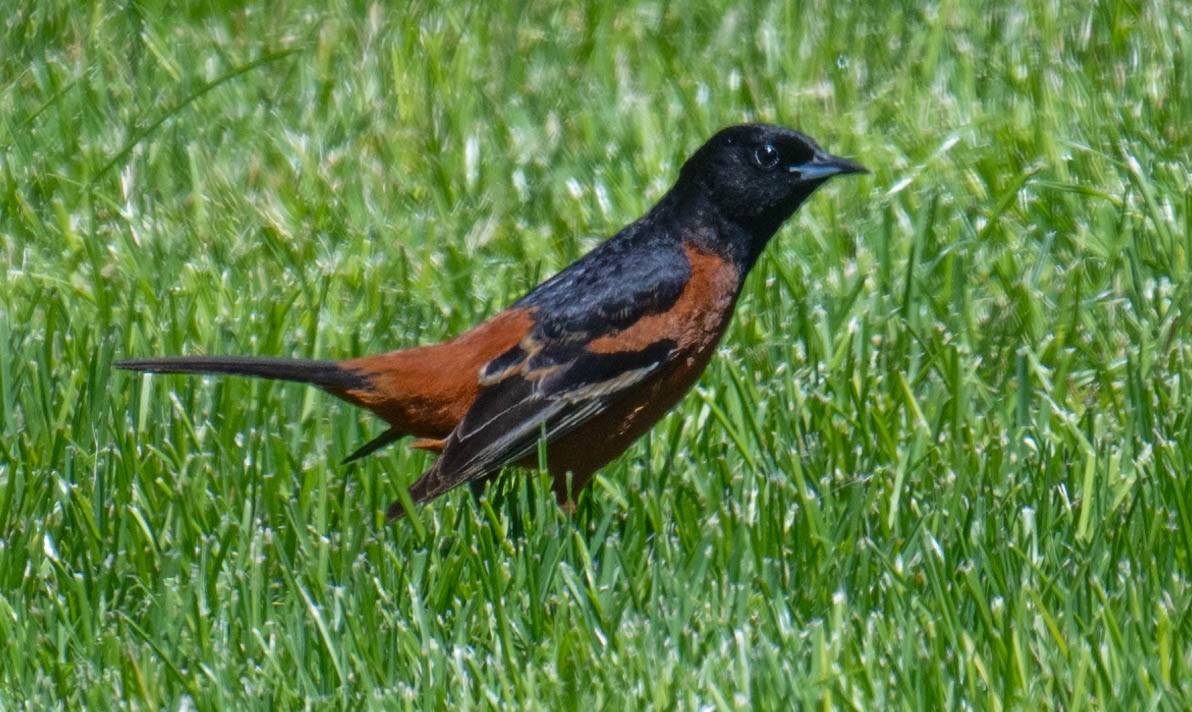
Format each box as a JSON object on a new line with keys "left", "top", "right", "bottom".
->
{"left": 391, "top": 227, "right": 696, "bottom": 515}
{"left": 398, "top": 339, "right": 676, "bottom": 509}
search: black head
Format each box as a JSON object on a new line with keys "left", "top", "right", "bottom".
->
{"left": 677, "top": 123, "right": 866, "bottom": 250}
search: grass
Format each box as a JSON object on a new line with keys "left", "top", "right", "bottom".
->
{"left": 2, "top": 0, "right": 1190, "bottom": 707}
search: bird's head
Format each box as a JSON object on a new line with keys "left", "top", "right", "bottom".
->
{"left": 677, "top": 123, "right": 866, "bottom": 253}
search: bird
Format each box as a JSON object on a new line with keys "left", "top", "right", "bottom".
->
{"left": 118, "top": 123, "right": 866, "bottom": 520}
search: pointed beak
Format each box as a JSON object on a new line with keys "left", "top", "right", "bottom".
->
{"left": 789, "top": 151, "right": 868, "bottom": 181}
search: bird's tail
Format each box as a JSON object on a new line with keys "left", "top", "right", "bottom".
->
{"left": 116, "top": 355, "right": 401, "bottom": 462}
{"left": 116, "top": 355, "right": 372, "bottom": 393}
{"left": 118, "top": 340, "right": 488, "bottom": 475}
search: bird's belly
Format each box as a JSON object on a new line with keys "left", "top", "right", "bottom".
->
{"left": 543, "top": 323, "right": 728, "bottom": 503}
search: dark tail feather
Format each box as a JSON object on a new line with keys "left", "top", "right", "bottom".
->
{"left": 120, "top": 355, "right": 414, "bottom": 466}
{"left": 116, "top": 356, "right": 371, "bottom": 393}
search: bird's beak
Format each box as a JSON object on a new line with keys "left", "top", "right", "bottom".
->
{"left": 789, "top": 151, "right": 868, "bottom": 181}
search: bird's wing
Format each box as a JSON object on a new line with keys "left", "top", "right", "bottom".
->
{"left": 394, "top": 234, "right": 694, "bottom": 510}
{"left": 398, "top": 336, "right": 679, "bottom": 506}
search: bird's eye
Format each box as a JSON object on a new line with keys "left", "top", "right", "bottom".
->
{"left": 754, "top": 144, "right": 781, "bottom": 170}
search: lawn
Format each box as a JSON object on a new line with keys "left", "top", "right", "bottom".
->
{"left": 2, "top": 0, "right": 1190, "bottom": 708}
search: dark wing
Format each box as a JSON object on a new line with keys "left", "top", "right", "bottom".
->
{"left": 392, "top": 225, "right": 692, "bottom": 513}
{"left": 396, "top": 338, "right": 678, "bottom": 508}
{"left": 511, "top": 215, "right": 691, "bottom": 342}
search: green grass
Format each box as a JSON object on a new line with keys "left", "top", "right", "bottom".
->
{"left": 2, "top": 0, "right": 1190, "bottom": 707}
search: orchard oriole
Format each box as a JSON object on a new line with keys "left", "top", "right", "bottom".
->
{"left": 119, "top": 123, "right": 866, "bottom": 519}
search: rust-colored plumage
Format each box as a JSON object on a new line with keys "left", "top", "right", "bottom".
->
{"left": 119, "top": 124, "right": 866, "bottom": 520}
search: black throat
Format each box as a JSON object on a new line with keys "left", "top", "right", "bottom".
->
{"left": 647, "top": 182, "right": 800, "bottom": 280}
